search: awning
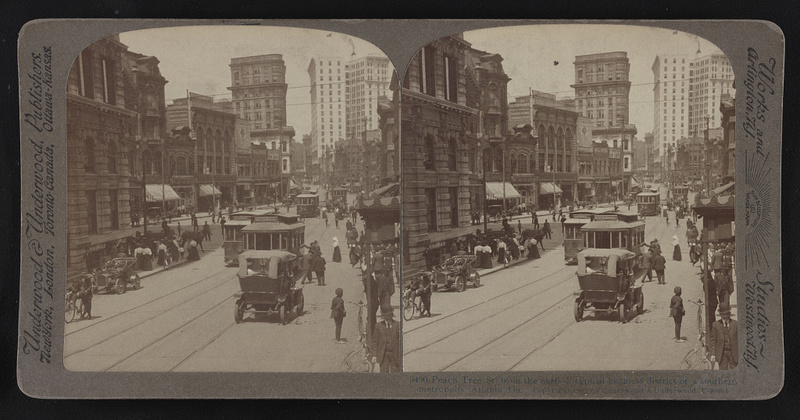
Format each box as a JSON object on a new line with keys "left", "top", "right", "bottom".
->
{"left": 711, "top": 181, "right": 735, "bottom": 196}
{"left": 289, "top": 178, "right": 301, "bottom": 190}
{"left": 630, "top": 176, "right": 641, "bottom": 188}
{"left": 145, "top": 184, "right": 181, "bottom": 202}
{"left": 198, "top": 184, "right": 222, "bottom": 197}
{"left": 485, "top": 182, "right": 522, "bottom": 200}
{"left": 539, "top": 182, "right": 563, "bottom": 196}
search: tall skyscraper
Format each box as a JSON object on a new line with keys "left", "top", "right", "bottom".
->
{"left": 307, "top": 57, "right": 346, "bottom": 167}
{"left": 652, "top": 52, "right": 734, "bottom": 167}
{"left": 345, "top": 55, "right": 392, "bottom": 140}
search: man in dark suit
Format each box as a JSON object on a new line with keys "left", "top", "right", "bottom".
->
{"left": 371, "top": 308, "right": 400, "bottom": 373}
{"left": 709, "top": 302, "right": 738, "bottom": 370}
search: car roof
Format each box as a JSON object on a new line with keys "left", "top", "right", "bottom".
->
{"left": 239, "top": 250, "right": 297, "bottom": 260}
{"left": 577, "top": 248, "right": 636, "bottom": 259}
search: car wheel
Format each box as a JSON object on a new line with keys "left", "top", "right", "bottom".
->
{"left": 132, "top": 274, "right": 141, "bottom": 290}
{"left": 473, "top": 273, "right": 481, "bottom": 288}
{"left": 618, "top": 302, "right": 627, "bottom": 323}
{"left": 403, "top": 297, "right": 415, "bottom": 321}
{"left": 296, "top": 293, "right": 305, "bottom": 316}
{"left": 455, "top": 276, "right": 466, "bottom": 293}
{"left": 234, "top": 302, "right": 244, "bottom": 324}
{"left": 279, "top": 305, "right": 287, "bottom": 324}
{"left": 574, "top": 300, "right": 584, "bottom": 322}
{"left": 115, "top": 278, "right": 124, "bottom": 295}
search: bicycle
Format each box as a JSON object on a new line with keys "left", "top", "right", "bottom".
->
{"left": 682, "top": 299, "right": 713, "bottom": 370}
{"left": 65, "top": 290, "right": 77, "bottom": 323}
{"left": 402, "top": 287, "right": 421, "bottom": 321}
{"left": 340, "top": 301, "right": 375, "bottom": 373}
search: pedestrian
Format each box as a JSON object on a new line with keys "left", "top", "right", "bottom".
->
{"left": 313, "top": 253, "right": 327, "bottom": 286}
{"left": 370, "top": 308, "right": 400, "bottom": 373}
{"left": 346, "top": 220, "right": 353, "bottom": 231}
{"left": 543, "top": 220, "right": 552, "bottom": 239}
{"left": 334, "top": 215, "right": 339, "bottom": 229}
{"left": 533, "top": 213, "right": 540, "bottom": 230}
{"left": 177, "top": 221, "right": 181, "bottom": 236}
{"left": 672, "top": 235, "right": 682, "bottom": 261}
{"left": 670, "top": 286, "right": 686, "bottom": 342}
{"left": 709, "top": 302, "right": 738, "bottom": 370}
{"left": 186, "top": 239, "right": 200, "bottom": 261}
{"left": 716, "top": 270, "right": 731, "bottom": 306}
{"left": 496, "top": 238, "right": 507, "bottom": 265}
{"left": 322, "top": 209, "right": 329, "bottom": 227}
{"left": 78, "top": 276, "right": 93, "bottom": 319}
{"left": 211, "top": 211, "right": 216, "bottom": 224}
{"left": 560, "top": 214, "right": 567, "bottom": 233}
{"left": 664, "top": 208, "right": 670, "bottom": 225}
{"left": 202, "top": 221, "right": 212, "bottom": 241}
{"left": 517, "top": 220, "right": 522, "bottom": 235}
{"left": 349, "top": 244, "right": 361, "bottom": 267}
{"left": 299, "top": 250, "right": 313, "bottom": 284}
{"left": 220, "top": 216, "right": 226, "bottom": 240}
{"left": 157, "top": 240, "right": 168, "bottom": 266}
{"left": 192, "top": 214, "right": 199, "bottom": 232}
{"left": 331, "top": 288, "right": 346, "bottom": 344}
{"left": 652, "top": 250, "right": 666, "bottom": 284}
{"left": 641, "top": 247, "right": 653, "bottom": 282}
{"left": 332, "top": 237, "right": 342, "bottom": 263}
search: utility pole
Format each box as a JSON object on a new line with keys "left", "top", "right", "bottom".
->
{"left": 704, "top": 115, "right": 711, "bottom": 197}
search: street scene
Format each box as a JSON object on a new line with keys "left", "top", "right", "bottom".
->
{"left": 64, "top": 27, "right": 400, "bottom": 372}
{"left": 401, "top": 26, "right": 736, "bottom": 372}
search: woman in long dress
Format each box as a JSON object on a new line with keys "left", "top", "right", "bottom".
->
{"left": 672, "top": 235, "right": 682, "bottom": 261}
{"left": 186, "top": 239, "right": 200, "bottom": 261}
{"left": 332, "top": 237, "right": 342, "bottom": 263}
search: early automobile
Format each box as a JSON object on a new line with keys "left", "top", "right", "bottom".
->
{"left": 573, "top": 249, "right": 644, "bottom": 323}
{"left": 90, "top": 257, "right": 141, "bottom": 294}
{"left": 430, "top": 255, "right": 480, "bottom": 293}
{"left": 234, "top": 250, "right": 305, "bottom": 324}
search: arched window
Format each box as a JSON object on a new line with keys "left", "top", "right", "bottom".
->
{"left": 531, "top": 155, "right": 537, "bottom": 174}
{"left": 565, "top": 129, "right": 573, "bottom": 151}
{"left": 177, "top": 156, "right": 187, "bottom": 175}
{"left": 84, "top": 138, "right": 96, "bottom": 173}
{"left": 107, "top": 140, "right": 117, "bottom": 173}
{"left": 518, "top": 153, "right": 528, "bottom": 173}
{"left": 483, "top": 147, "right": 493, "bottom": 172}
{"left": 509, "top": 153, "right": 516, "bottom": 174}
{"left": 169, "top": 155, "right": 176, "bottom": 176}
{"left": 548, "top": 126, "right": 555, "bottom": 149}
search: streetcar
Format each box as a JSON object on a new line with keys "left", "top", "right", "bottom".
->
{"left": 295, "top": 193, "right": 319, "bottom": 219}
{"left": 563, "top": 208, "right": 612, "bottom": 264}
{"left": 671, "top": 184, "right": 689, "bottom": 200}
{"left": 580, "top": 211, "right": 646, "bottom": 263}
{"left": 636, "top": 191, "right": 661, "bottom": 216}
{"left": 240, "top": 214, "right": 305, "bottom": 256}
{"left": 331, "top": 187, "right": 349, "bottom": 207}
{"left": 223, "top": 220, "right": 251, "bottom": 266}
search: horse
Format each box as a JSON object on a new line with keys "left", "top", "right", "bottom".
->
{"left": 180, "top": 231, "right": 205, "bottom": 253}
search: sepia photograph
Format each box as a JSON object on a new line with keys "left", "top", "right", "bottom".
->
{"left": 61, "top": 25, "right": 400, "bottom": 373}
{"left": 401, "top": 25, "right": 738, "bottom": 372}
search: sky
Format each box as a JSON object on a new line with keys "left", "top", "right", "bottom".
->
{"left": 463, "top": 24, "right": 724, "bottom": 138}
{"left": 118, "top": 26, "right": 388, "bottom": 138}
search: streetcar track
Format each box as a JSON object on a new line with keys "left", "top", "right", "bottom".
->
{"left": 508, "top": 318, "right": 574, "bottom": 371}
{"left": 438, "top": 293, "right": 575, "bottom": 371}
{"left": 102, "top": 291, "right": 236, "bottom": 372}
{"left": 404, "top": 265, "right": 575, "bottom": 354}
{"left": 64, "top": 277, "right": 236, "bottom": 359}
{"left": 169, "top": 319, "right": 237, "bottom": 372}
{"left": 65, "top": 260, "right": 233, "bottom": 337}
{"left": 403, "top": 262, "right": 575, "bottom": 336}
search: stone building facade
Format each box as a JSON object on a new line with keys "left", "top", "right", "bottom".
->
{"left": 401, "top": 34, "right": 478, "bottom": 278}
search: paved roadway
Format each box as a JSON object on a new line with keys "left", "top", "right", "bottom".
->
{"left": 64, "top": 191, "right": 398, "bottom": 372}
{"left": 403, "top": 197, "right": 727, "bottom": 372}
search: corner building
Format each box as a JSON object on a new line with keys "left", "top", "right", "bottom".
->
{"left": 401, "top": 35, "right": 478, "bottom": 278}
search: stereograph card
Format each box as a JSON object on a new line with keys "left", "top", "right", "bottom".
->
{"left": 17, "top": 19, "right": 783, "bottom": 399}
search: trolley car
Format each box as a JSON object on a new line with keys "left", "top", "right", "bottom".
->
{"left": 580, "top": 211, "right": 646, "bottom": 262}
{"left": 241, "top": 215, "right": 305, "bottom": 256}
{"left": 636, "top": 191, "right": 661, "bottom": 216}
{"left": 295, "top": 193, "right": 319, "bottom": 219}
{"left": 563, "top": 208, "right": 612, "bottom": 264}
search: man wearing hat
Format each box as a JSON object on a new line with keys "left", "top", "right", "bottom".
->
{"left": 709, "top": 302, "right": 738, "bottom": 370}
{"left": 371, "top": 308, "right": 400, "bottom": 373}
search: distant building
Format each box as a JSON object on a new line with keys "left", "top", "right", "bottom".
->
{"left": 572, "top": 51, "right": 636, "bottom": 199}
{"left": 345, "top": 55, "right": 392, "bottom": 140}
{"left": 166, "top": 92, "right": 237, "bottom": 210}
{"left": 652, "top": 53, "right": 734, "bottom": 174}
{"left": 228, "top": 54, "right": 295, "bottom": 198}
{"left": 307, "top": 57, "right": 346, "bottom": 171}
